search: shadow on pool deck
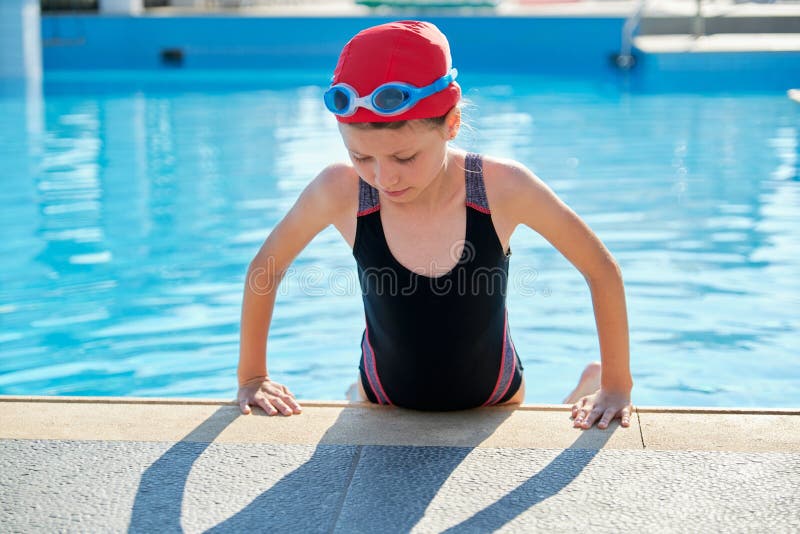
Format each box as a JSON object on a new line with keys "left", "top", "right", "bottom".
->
{"left": 129, "top": 406, "right": 234, "bottom": 533}
{"left": 2, "top": 397, "right": 798, "bottom": 531}
{"left": 127, "top": 405, "right": 610, "bottom": 533}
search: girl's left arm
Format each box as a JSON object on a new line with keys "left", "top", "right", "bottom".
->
{"left": 491, "top": 158, "right": 633, "bottom": 428}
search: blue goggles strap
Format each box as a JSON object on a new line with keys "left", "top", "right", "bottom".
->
{"left": 324, "top": 68, "right": 458, "bottom": 117}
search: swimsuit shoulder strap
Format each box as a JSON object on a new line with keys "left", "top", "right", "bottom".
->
{"left": 465, "top": 152, "right": 491, "bottom": 214}
{"left": 357, "top": 177, "right": 380, "bottom": 216}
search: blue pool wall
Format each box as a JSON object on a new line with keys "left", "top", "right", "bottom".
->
{"left": 40, "top": 15, "right": 800, "bottom": 91}
{"left": 40, "top": 15, "right": 629, "bottom": 75}
{"left": 633, "top": 50, "right": 800, "bottom": 92}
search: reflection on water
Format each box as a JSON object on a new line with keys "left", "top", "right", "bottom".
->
{"left": 0, "top": 73, "right": 798, "bottom": 407}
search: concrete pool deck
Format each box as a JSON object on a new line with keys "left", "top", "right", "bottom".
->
{"left": 1, "top": 396, "right": 798, "bottom": 532}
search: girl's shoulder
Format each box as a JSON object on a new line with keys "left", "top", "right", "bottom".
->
{"left": 477, "top": 154, "right": 544, "bottom": 214}
{"left": 476, "top": 153, "right": 575, "bottom": 236}
{"left": 314, "top": 160, "right": 360, "bottom": 189}
{"left": 306, "top": 161, "right": 360, "bottom": 220}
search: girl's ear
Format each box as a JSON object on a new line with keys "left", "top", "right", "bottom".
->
{"left": 444, "top": 106, "right": 461, "bottom": 140}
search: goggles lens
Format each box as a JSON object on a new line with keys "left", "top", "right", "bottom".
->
{"left": 325, "top": 88, "right": 351, "bottom": 113}
{"left": 373, "top": 87, "right": 410, "bottom": 111}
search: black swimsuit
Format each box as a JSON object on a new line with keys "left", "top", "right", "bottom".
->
{"left": 354, "top": 152, "right": 524, "bottom": 411}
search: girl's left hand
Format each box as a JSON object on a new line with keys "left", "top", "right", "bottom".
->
{"left": 571, "top": 389, "right": 633, "bottom": 430}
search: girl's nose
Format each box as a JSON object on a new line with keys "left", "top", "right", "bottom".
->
{"left": 374, "top": 162, "right": 400, "bottom": 188}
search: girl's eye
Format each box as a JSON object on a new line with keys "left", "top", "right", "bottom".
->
{"left": 351, "top": 154, "right": 415, "bottom": 163}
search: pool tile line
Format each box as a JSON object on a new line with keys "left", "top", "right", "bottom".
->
{"left": 633, "top": 406, "right": 799, "bottom": 415}
{"left": 329, "top": 444, "right": 365, "bottom": 534}
{"left": 1, "top": 395, "right": 798, "bottom": 416}
{"left": 636, "top": 410, "right": 646, "bottom": 449}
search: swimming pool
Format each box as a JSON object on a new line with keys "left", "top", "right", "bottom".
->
{"left": 1, "top": 68, "right": 798, "bottom": 408}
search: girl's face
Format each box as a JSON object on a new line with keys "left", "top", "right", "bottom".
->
{"left": 338, "top": 117, "right": 455, "bottom": 204}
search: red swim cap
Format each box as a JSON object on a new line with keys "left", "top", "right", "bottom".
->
{"left": 331, "top": 20, "right": 461, "bottom": 123}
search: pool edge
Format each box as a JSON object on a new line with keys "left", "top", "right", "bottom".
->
{"left": 1, "top": 395, "right": 797, "bottom": 452}
{"left": 0, "top": 394, "right": 797, "bottom": 415}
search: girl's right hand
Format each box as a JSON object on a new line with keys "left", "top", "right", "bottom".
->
{"left": 238, "top": 377, "right": 303, "bottom": 416}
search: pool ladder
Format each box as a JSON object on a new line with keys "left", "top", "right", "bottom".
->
{"left": 615, "top": 0, "right": 707, "bottom": 70}
{"left": 615, "top": 0, "right": 648, "bottom": 69}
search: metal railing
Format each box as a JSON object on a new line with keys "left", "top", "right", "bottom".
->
{"left": 41, "top": 0, "right": 97, "bottom": 10}
{"left": 616, "top": 0, "right": 649, "bottom": 69}
{"left": 40, "top": 0, "right": 508, "bottom": 8}
{"left": 41, "top": 0, "right": 168, "bottom": 10}
{"left": 614, "top": 0, "right": 717, "bottom": 70}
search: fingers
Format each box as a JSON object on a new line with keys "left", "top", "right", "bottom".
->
{"left": 597, "top": 408, "right": 617, "bottom": 429}
{"left": 270, "top": 396, "right": 296, "bottom": 416}
{"left": 279, "top": 385, "right": 303, "bottom": 412}
{"left": 237, "top": 379, "right": 303, "bottom": 417}
{"left": 572, "top": 403, "right": 635, "bottom": 430}
{"left": 572, "top": 397, "right": 594, "bottom": 428}
{"left": 285, "top": 395, "right": 303, "bottom": 413}
{"left": 620, "top": 405, "right": 632, "bottom": 427}
{"left": 256, "top": 397, "right": 279, "bottom": 416}
{"left": 251, "top": 394, "right": 302, "bottom": 416}
{"left": 571, "top": 397, "right": 587, "bottom": 418}
{"left": 579, "top": 405, "right": 605, "bottom": 429}
{"left": 572, "top": 407, "right": 588, "bottom": 427}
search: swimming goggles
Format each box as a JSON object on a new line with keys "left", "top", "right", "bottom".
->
{"left": 324, "top": 68, "right": 458, "bottom": 117}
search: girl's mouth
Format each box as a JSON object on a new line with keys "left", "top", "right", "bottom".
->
{"left": 384, "top": 187, "right": 409, "bottom": 197}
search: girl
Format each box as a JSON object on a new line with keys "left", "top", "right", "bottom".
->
{"left": 237, "top": 20, "right": 633, "bottom": 430}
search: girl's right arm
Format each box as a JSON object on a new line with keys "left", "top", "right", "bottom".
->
{"left": 237, "top": 163, "right": 356, "bottom": 416}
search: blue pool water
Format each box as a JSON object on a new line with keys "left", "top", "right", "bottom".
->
{"left": 1, "top": 71, "right": 798, "bottom": 408}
